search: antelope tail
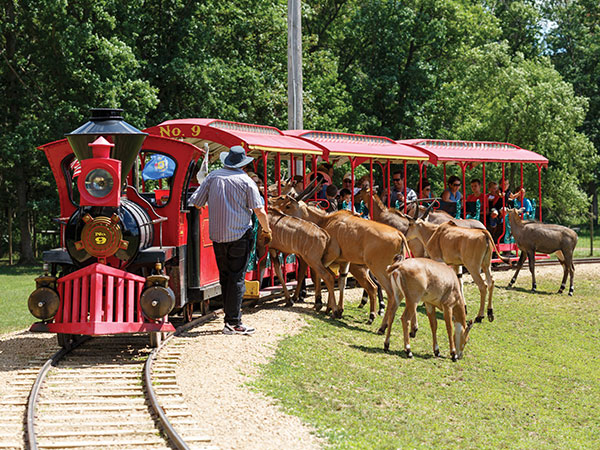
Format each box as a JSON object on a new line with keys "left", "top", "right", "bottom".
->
{"left": 397, "top": 231, "right": 410, "bottom": 261}
{"left": 483, "top": 229, "right": 511, "bottom": 264}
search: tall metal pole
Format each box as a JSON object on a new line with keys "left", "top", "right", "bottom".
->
{"left": 288, "top": 0, "right": 303, "bottom": 130}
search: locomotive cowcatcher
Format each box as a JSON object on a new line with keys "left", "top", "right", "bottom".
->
{"left": 28, "top": 108, "right": 220, "bottom": 347}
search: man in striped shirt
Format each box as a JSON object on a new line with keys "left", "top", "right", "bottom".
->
{"left": 189, "top": 146, "right": 271, "bottom": 335}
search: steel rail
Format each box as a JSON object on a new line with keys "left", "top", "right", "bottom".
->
{"left": 143, "top": 311, "right": 218, "bottom": 450}
{"left": 26, "top": 337, "right": 89, "bottom": 450}
{"left": 493, "top": 256, "right": 600, "bottom": 271}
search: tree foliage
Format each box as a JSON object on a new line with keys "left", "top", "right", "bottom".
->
{"left": 1, "top": 0, "right": 598, "bottom": 261}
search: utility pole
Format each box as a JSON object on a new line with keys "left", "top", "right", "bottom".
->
{"left": 287, "top": 0, "right": 303, "bottom": 130}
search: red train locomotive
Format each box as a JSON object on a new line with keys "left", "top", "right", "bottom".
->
{"left": 28, "top": 109, "right": 220, "bottom": 347}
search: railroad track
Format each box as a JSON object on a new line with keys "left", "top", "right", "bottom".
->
{"left": 493, "top": 256, "right": 600, "bottom": 271}
{"left": 21, "top": 313, "right": 221, "bottom": 450}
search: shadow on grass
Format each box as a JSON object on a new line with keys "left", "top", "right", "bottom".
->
{"left": 350, "top": 344, "right": 436, "bottom": 360}
{"left": 497, "top": 284, "right": 555, "bottom": 296}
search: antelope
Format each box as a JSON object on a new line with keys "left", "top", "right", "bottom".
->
{"left": 355, "top": 188, "right": 425, "bottom": 257}
{"left": 507, "top": 208, "right": 578, "bottom": 295}
{"left": 404, "top": 218, "right": 509, "bottom": 324}
{"left": 272, "top": 195, "right": 409, "bottom": 323}
{"left": 256, "top": 208, "right": 380, "bottom": 319}
{"left": 408, "top": 202, "right": 486, "bottom": 229}
{"left": 385, "top": 257, "right": 473, "bottom": 361}
{"left": 256, "top": 206, "right": 339, "bottom": 313}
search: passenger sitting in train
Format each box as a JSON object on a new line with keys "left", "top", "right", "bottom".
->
{"left": 339, "top": 188, "right": 352, "bottom": 211}
{"left": 513, "top": 188, "right": 535, "bottom": 219}
{"left": 419, "top": 180, "right": 434, "bottom": 207}
{"left": 439, "top": 175, "right": 462, "bottom": 216}
{"left": 466, "top": 178, "right": 487, "bottom": 219}
{"left": 324, "top": 184, "right": 339, "bottom": 212}
{"left": 442, "top": 175, "right": 462, "bottom": 203}
{"left": 382, "top": 170, "right": 416, "bottom": 209}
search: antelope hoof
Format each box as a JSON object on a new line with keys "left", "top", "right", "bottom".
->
{"left": 409, "top": 327, "right": 418, "bottom": 338}
{"left": 434, "top": 349, "right": 440, "bottom": 357}
{"left": 358, "top": 297, "right": 367, "bottom": 308}
{"left": 557, "top": 287, "right": 564, "bottom": 294}
{"left": 367, "top": 313, "right": 376, "bottom": 325}
{"left": 314, "top": 301, "right": 323, "bottom": 312}
{"left": 475, "top": 316, "right": 484, "bottom": 323}
{"left": 335, "top": 309, "right": 344, "bottom": 319}
{"left": 508, "top": 280, "right": 514, "bottom": 288}
{"left": 568, "top": 288, "right": 574, "bottom": 297}
{"left": 451, "top": 353, "right": 458, "bottom": 362}
{"left": 405, "top": 349, "right": 413, "bottom": 359}
{"left": 285, "top": 299, "right": 294, "bottom": 308}
{"left": 384, "top": 342, "right": 390, "bottom": 352}
{"left": 531, "top": 288, "right": 537, "bottom": 294}
{"left": 377, "top": 325, "right": 387, "bottom": 335}
{"left": 295, "top": 296, "right": 305, "bottom": 303}
{"left": 325, "top": 307, "right": 332, "bottom": 315}
{"left": 487, "top": 308, "right": 494, "bottom": 322}
{"left": 378, "top": 308, "right": 385, "bottom": 316}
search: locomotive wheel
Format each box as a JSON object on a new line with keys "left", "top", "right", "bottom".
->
{"left": 200, "top": 300, "right": 210, "bottom": 316}
{"left": 149, "top": 331, "right": 165, "bottom": 348}
{"left": 183, "top": 302, "right": 194, "bottom": 323}
{"left": 57, "top": 333, "right": 74, "bottom": 349}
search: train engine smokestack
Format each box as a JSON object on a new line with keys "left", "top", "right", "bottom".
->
{"left": 64, "top": 108, "right": 153, "bottom": 267}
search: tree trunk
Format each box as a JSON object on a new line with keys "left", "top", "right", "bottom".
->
{"left": 8, "top": 208, "right": 13, "bottom": 265}
{"left": 16, "top": 167, "right": 35, "bottom": 264}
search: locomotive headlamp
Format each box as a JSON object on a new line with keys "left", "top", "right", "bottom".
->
{"left": 28, "top": 275, "right": 60, "bottom": 320}
{"left": 85, "top": 168, "right": 114, "bottom": 198}
{"left": 140, "top": 274, "right": 175, "bottom": 320}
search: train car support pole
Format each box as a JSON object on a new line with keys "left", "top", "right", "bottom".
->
{"left": 403, "top": 160, "right": 407, "bottom": 213}
{"left": 386, "top": 161, "right": 391, "bottom": 208}
{"left": 482, "top": 163, "right": 487, "bottom": 227}
{"left": 461, "top": 162, "right": 466, "bottom": 219}
{"left": 369, "top": 158, "right": 374, "bottom": 219}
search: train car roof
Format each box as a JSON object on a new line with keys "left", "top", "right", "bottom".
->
{"left": 398, "top": 139, "right": 549, "bottom": 166}
{"left": 145, "top": 119, "right": 324, "bottom": 161}
{"left": 284, "top": 130, "right": 432, "bottom": 164}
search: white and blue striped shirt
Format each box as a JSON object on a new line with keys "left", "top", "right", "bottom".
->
{"left": 188, "top": 167, "right": 264, "bottom": 243}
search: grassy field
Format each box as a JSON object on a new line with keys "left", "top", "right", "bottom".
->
{"left": 0, "top": 264, "right": 41, "bottom": 333}
{"left": 254, "top": 271, "right": 600, "bottom": 449}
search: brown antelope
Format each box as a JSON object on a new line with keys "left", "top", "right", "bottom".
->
{"left": 385, "top": 257, "right": 473, "bottom": 360}
{"left": 272, "top": 195, "right": 409, "bottom": 323}
{"left": 408, "top": 202, "right": 486, "bottom": 229}
{"left": 405, "top": 219, "right": 509, "bottom": 324}
{"left": 256, "top": 206, "right": 339, "bottom": 313}
{"left": 256, "top": 207, "right": 380, "bottom": 319}
{"left": 355, "top": 188, "right": 425, "bottom": 257}
{"left": 507, "top": 208, "right": 578, "bottom": 295}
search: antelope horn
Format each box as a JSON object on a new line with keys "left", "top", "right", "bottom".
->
{"left": 420, "top": 202, "right": 435, "bottom": 220}
{"left": 296, "top": 177, "right": 322, "bottom": 201}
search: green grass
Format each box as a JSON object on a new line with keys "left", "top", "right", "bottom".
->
{"left": 253, "top": 274, "right": 600, "bottom": 449}
{"left": 0, "top": 264, "right": 41, "bottom": 333}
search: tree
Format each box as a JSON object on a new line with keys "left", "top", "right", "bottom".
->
{"left": 433, "top": 42, "right": 597, "bottom": 224}
{"left": 0, "top": 0, "right": 158, "bottom": 263}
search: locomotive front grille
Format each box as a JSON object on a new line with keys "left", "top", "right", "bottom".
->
{"left": 35, "top": 263, "right": 174, "bottom": 335}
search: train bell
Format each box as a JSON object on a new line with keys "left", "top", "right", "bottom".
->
{"left": 140, "top": 273, "right": 175, "bottom": 320}
{"left": 28, "top": 287, "right": 60, "bottom": 320}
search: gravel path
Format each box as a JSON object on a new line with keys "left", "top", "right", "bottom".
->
{"left": 1, "top": 263, "right": 598, "bottom": 450}
{"left": 176, "top": 299, "right": 326, "bottom": 450}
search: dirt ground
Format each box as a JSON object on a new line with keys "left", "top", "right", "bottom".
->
{"left": 1, "top": 263, "right": 597, "bottom": 450}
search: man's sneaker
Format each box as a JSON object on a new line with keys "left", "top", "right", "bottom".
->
{"left": 223, "top": 323, "right": 255, "bottom": 335}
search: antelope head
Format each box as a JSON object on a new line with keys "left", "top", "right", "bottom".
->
{"left": 271, "top": 195, "right": 307, "bottom": 219}
{"left": 355, "top": 186, "right": 370, "bottom": 204}
{"left": 453, "top": 319, "right": 473, "bottom": 361}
